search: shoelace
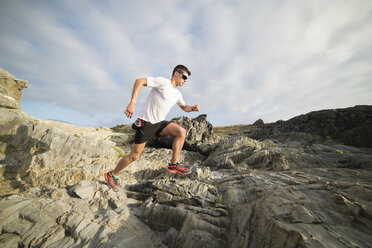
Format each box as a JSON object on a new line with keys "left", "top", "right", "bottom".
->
{"left": 109, "top": 172, "right": 119, "bottom": 185}
{"left": 177, "top": 163, "right": 190, "bottom": 171}
{"left": 169, "top": 163, "right": 190, "bottom": 170}
{"left": 177, "top": 166, "right": 189, "bottom": 171}
{"left": 112, "top": 176, "right": 119, "bottom": 185}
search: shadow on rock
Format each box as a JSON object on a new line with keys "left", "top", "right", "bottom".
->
{"left": 125, "top": 178, "right": 228, "bottom": 248}
{"left": 133, "top": 168, "right": 167, "bottom": 182}
{"left": 0, "top": 125, "right": 50, "bottom": 192}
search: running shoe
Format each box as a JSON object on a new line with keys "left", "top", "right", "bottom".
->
{"left": 168, "top": 162, "right": 192, "bottom": 175}
{"left": 105, "top": 171, "right": 119, "bottom": 192}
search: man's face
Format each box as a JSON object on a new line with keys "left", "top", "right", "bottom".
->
{"left": 176, "top": 71, "right": 188, "bottom": 86}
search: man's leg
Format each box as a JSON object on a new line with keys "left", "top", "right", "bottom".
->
{"left": 159, "top": 123, "right": 186, "bottom": 164}
{"left": 105, "top": 142, "right": 146, "bottom": 191}
{"left": 112, "top": 142, "right": 147, "bottom": 176}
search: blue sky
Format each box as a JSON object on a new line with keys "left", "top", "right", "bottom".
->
{"left": 1, "top": 0, "right": 371, "bottom": 127}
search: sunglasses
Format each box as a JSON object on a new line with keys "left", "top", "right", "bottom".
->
{"left": 177, "top": 71, "right": 188, "bottom": 80}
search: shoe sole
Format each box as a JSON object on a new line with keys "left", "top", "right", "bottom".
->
{"left": 167, "top": 169, "right": 191, "bottom": 175}
{"left": 105, "top": 173, "right": 119, "bottom": 192}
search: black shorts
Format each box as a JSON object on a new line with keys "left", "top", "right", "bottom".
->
{"left": 133, "top": 119, "right": 171, "bottom": 144}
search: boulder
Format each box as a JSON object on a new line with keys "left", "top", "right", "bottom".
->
{"left": 149, "top": 114, "right": 216, "bottom": 155}
{"left": 69, "top": 180, "right": 95, "bottom": 199}
{"left": 253, "top": 118, "right": 264, "bottom": 126}
{"left": 204, "top": 136, "right": 266, "bottom": 169}
{"left": 110, "top": 123, "right": 136, "bottom": 143}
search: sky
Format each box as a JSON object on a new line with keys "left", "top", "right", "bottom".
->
{"left": 1, "top": 0, "right": 371, "bottom": 127}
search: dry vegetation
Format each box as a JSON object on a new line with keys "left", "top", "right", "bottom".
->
{"left": 213, "top": 124, "right": 249, "bottom": 134}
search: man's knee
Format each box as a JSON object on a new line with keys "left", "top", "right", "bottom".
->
{"left": 177, "top": 126, "right": 186, "bottom": 138}
{"left": 130, "top": 152, "right": 141, "bottom": 161}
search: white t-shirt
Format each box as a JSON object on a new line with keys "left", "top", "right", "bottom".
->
{"left": 139, "top": 76, "right": 185, "bottom": 123}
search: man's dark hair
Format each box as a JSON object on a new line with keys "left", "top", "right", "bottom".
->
{"left": 172, "top": 65, "right": 191, "bottom": 77}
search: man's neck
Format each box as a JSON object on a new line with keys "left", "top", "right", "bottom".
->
{"left": 170, "top": 77, "right": 177, "bottom": 88}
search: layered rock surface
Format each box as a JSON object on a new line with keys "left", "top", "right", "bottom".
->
{"left": 1, "top": 68, "right": 371, "bottom": 247}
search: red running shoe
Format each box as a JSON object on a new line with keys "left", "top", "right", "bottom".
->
{"left": 168, "top": 163, "right": 191, "bottom": 175}
{"left": 105, "top": 171, "right": 119, "bottom": 192}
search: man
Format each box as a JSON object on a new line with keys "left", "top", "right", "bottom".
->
{"left": 105, "top": 65, "right": 200, "bottom": 192}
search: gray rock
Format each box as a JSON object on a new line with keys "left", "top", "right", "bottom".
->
{"left": 110, "top": 123, "right": 136, "bottom": 142}
{"left": 0, "top": 182, "right": 159, "bottom": 248}
{"left": 222, "top": 169, "right": 372, "bottom": 248}
{"left": 204, "top": 136, "right": 268, "bottom": 169}
{"left": 126, "top": 177, "right": 228, "bottom": 247}
{"left": 0, "top": 233, "right": 21, "bottom": 248}
{"left": 253, "top": 118, "right": 264, "bottom": 126}
{"left": 69, "top": 180, "right": 95, "bottom": 199}
{"left": 205, "top": 135, "right": 372, "bottom": 171}
{"left": 177, "top": 227, "right": 225, "bottom": 248}
{"left": 109, "top": 133, "right": 131, "bottom": 145}
{"left": 162, "top": 227, "right": 179, "bottom": 246}
{"left": 0, "top": 121, "right": 118, "bottom": 193}
{"left": 149, "top": 114, "right": 216, "bottom": 155}
{"left": 248, "top": 105, "right": 372, "bottom": 147}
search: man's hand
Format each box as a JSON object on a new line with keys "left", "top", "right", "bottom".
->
{"left": 192, "top": 104, "right": 200, "bottom": 112}
{"left": 125, "top": 102, "right": 135, "bottom": 118}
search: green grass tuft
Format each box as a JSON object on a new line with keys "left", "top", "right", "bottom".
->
{"left": 214, "top": 197, "right": 226, "bottom": 205}
{"left": 335, "top": 149, "right": 344, "bottom": 155}
{"left": 112, "top": 146, "right": 125, "bottom": 157}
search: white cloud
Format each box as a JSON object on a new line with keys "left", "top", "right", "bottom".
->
{"left": 1, "top": 0, "right": 371, "bottom": 127}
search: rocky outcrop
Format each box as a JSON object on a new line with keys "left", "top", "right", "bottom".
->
{"left": 0, "top": 181, "right": 162, "bottom": 248}
{"left": 0, "top": 68, "right": 28, "bottom": 109}
{"left": 127, "top": 178, "right": 228, "bottom": 248}
{"left": 248, "top": 105, "right": 372, "bottom": 147}
{"left": 0, "top": 122, "right": 120, "bottom": 194}
{"left": 0, "top": 69, "right": 126, "bottom": 195}
{"left": 111, "top": 123, "right": 136, "bottom": 144}
{"left": 253, "top": 118, "right": 264, "bottom": 126}
{"left": 204, "top": 135, "right": 372, "bottom": 170}
{"left": 112, "top": 115, "right": 216, "bottom": 155}
{"left": 1, "top": 165, "right": 371, "bottom": 247}
{"left": 222, "top": 168, "right": 372, "bottom": 247}
{"left": 0, "top": 68, "right": 371, "bottom": 248}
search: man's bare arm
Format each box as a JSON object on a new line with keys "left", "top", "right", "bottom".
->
{"left": 180, "top": 104, "right": 200, "bottom": 113}
{"left": 125, "top": 78, "right": 147, "bottom": 118}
